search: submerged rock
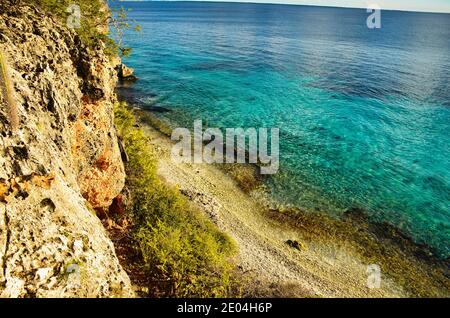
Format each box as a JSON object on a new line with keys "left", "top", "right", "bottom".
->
{"left": 117, "top": 64, "right": 138, "bottom": 81}
{"left": 148, "top": 105, "right": 171, "bottom": 113}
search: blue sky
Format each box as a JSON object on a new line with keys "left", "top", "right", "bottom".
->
{"left": 140, "top": 1, "right": 450, "bottom": 13}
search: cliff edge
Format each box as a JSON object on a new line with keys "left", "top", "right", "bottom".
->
{"left": 0, "top": 4, "right": 133, "bottom": 297}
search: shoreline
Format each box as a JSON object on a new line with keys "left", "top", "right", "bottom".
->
{"left": 128, "top": 105, "right": 449, "bottom": 297}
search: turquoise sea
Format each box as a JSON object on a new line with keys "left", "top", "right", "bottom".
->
{"left": 115, "top": 1, "right": 450, "bottom": 258}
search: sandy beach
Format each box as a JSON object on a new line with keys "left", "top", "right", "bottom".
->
{"left": 138, "top": 115, "right": 412, "bottom": 298}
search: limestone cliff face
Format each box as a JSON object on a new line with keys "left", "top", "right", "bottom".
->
{"left": 0, "top": 4, "right": 133, "bottom": 297}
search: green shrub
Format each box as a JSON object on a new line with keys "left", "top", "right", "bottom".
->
{"left": 114, "top": 102, "right": 237, "bottom": 297}
{"left": 26, "top": 0, "right": 138, "bottom": 57}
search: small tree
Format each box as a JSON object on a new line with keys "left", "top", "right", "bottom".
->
{"left": 109, "top": 5, "right": 141, "bottom": 58}
{"left": 24, "top": 0, "right": 140, "bottom": 57}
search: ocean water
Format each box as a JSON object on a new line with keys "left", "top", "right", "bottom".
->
{"left": 115, "top": 1, "right": 450, "bottom": 258}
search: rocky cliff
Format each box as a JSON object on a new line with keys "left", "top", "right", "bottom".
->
{"left": 0, "top": 4, "right": 133, "bottom": 297}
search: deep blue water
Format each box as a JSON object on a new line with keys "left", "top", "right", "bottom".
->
{"left": 115, "top": 1, "right": 450, "bottom": 258}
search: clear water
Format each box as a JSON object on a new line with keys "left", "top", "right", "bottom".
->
{"left": 115, "top": 1, "right": 450, "bottom": 258}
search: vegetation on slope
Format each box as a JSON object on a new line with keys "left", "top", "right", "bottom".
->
{"left": 114, "top": 102, "right": 237, "bottom": 297}
{"left": 25, "top": 0, "right": 139, "bottom": 57}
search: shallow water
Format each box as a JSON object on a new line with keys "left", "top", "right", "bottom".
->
{"left": 116, "top": 2, "right": 450, "bottom": 258}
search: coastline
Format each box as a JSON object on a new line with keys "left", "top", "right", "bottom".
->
{"left": 1, "top": 0, "right": 447, "bottom": 300}
{"left": 124, "top": 105, "right": 449, "bottom": 297}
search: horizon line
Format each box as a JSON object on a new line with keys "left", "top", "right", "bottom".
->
{"left": 118, "top": 0, "right": 450, "bottom": 14}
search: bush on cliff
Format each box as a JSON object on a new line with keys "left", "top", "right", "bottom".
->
{"left": 25, "top": 0, "right": 138, "bottom": 57}
{"left": 114, "top": 102, "right": 237, "bottom": 297}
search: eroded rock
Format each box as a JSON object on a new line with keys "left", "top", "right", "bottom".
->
{"left": 0, "top": 4, "right": 133, "bottom": 297}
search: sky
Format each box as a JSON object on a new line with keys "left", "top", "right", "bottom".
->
{"left": 136, "top": 0, "right": 450, "bottom": 13}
